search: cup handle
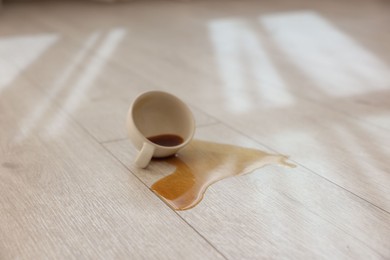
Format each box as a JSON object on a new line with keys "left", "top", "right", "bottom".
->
{"left": 134, "top": 142, "right": 155, "bottom": 168}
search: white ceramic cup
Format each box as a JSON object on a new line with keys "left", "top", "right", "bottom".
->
{"left": 127, "top": 91, "right": 195, "bottom": 168}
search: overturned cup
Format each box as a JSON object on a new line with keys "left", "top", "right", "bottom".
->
{"left": 127, "top": 91, "right": 195, "bottom": 168}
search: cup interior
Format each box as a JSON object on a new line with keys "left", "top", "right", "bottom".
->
{"left": 132, "top": 91, "right": 194, "bottom": 147}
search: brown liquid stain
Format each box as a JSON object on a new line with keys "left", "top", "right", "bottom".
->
{"left": 151, "top": 140, "right": 295, "bottom": 211}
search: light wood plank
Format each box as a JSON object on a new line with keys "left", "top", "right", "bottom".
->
{"left": 1, "top": 0, "right": 390, "bottom": 259}
{"left": 26, "top": 0, "right": 388, "bottom": 210}
{"left": 182, "top": 96, "right": 390, "bottom": 211}
{"left": 104, "top": 123, "right": 389, "bottom": 259}
{"left": 0, "top": 76, "right": 223, "bottom": 259}
{"left": 0, "top": 15, "right": 217, "bottom": 142}
{"left": 25, "top": 0, "right": 390, "bottom": 133}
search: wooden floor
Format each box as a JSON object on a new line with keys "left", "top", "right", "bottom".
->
{"left": 1, "top": 0, "right": 390, "bottom": 259}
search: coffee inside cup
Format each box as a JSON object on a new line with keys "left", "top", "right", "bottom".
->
{"left": 147, "top": 134, "right": 184, "bottom": 147}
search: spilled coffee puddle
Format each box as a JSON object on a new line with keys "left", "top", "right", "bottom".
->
{"left": 151, "top": 140, "right": 295, "bottom": 210}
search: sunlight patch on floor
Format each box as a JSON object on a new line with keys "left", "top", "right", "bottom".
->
{"left": 15, "top": 32, "right": 101, "bottom": 142}
{"left": 47, "top": 28, "right": 127, "bottom": 136}
{"left": 208, "top": 19, "right": 293, "bottom": 113}
{"left": 0, "top": 34, "right": 58, "bottom": 92}
{"left": 260, "top": 11, "right": 390, "bottom": 97}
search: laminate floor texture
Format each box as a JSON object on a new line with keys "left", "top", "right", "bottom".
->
{"left": 0, "top": 0, "right": 389, "bottom": 259}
